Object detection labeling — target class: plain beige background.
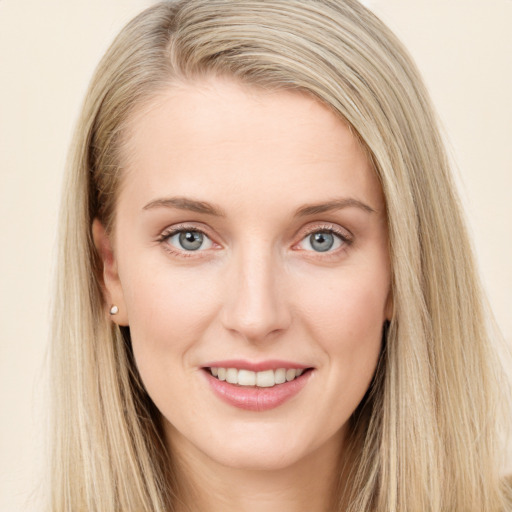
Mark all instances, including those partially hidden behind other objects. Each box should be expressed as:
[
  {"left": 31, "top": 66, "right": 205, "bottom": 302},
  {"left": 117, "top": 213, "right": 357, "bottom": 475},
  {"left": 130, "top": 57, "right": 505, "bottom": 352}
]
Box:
[{"left": 1, "top": 0, "right": 511, "bottom": 510}]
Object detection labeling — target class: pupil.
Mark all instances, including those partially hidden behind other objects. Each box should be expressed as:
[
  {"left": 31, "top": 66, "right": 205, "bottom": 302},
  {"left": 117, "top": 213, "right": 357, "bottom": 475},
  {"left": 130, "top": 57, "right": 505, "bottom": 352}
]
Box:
[
  {"left": 311, "top": 232, "right": 334, "bottom": 252},
  {"left": 179, "top": 231, "right": 203, "bottom": 250}
]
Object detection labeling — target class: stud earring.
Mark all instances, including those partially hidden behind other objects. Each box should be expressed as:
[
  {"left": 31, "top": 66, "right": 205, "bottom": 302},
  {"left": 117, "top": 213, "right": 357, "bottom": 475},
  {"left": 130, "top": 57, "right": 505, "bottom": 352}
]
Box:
[{"left": 110, "top": 305, "right": 119, "bottom": 315}]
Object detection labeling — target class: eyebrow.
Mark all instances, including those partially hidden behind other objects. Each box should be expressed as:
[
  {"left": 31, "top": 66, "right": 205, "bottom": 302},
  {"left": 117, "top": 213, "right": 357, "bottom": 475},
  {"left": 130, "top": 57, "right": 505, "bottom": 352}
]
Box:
[
  {"left": 143, "top": 196, "right": 226, "bottom": 216},
  {"left": 294, "top": 198, "right": 376, "bottom": 216},
  {"left": 142, "top": 195, "right": 376, "bottom": 217}
]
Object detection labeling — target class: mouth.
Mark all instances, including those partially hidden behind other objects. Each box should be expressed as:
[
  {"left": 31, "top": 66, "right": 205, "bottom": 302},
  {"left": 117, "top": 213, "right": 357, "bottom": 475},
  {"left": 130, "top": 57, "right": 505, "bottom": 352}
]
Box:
[
  {"left": 202, "top": 363, "right": 314, "bottom": 411},
  {"left": 205, "top": 366, "right": 312, "bottom": 387}
]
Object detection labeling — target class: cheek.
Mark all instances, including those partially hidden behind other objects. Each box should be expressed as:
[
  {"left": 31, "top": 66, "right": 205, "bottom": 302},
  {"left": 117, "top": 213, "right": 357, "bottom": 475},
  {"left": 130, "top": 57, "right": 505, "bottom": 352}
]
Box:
[
  {"left": 301, "top": 267, "right": 388, "bottom": 336},
  {"left": 297, "top": 265, "right": 388, "bottom": 385},
  {"left": 119, "top": 258, "right": 222, "bottom": 381}
]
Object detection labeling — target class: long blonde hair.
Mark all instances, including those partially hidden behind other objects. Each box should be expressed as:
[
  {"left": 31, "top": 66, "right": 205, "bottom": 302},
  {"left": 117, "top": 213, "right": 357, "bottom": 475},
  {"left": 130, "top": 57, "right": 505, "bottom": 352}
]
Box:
[{"left": 50, "top": 1, "right": 512, "bottom": 510}]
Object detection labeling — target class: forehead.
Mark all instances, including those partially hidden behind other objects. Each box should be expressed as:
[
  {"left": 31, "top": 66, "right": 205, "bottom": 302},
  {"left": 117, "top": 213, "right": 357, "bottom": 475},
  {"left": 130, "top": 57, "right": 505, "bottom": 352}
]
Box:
[{"left": 118, "top": 77, "right": 384, "bottom": 216}]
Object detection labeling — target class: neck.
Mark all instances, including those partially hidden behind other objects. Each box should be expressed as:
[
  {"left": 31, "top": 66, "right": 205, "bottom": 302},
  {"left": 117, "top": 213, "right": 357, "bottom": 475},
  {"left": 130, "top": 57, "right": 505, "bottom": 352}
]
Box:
[{"left": 168, "top": 427, "right": 345, "bottom": 512}]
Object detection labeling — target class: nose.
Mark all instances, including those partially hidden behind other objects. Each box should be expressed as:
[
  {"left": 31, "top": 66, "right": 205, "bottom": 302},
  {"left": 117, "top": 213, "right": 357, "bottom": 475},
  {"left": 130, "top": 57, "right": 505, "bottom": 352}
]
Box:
[{"left": 220, "top": 246, "right": 292, "bottom": 343}]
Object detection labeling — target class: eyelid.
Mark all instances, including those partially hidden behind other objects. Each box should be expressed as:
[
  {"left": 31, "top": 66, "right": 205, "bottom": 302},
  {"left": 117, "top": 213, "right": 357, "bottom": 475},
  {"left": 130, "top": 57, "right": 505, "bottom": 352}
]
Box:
[
  {"left": 156, "top": 221, "right": 352, "bottom": 257},
  {"left": 297, "top": 222, "right": 352, "bottom": 241},
  {"left": 292, "top": 223, "right": 353, "bottom": 252},
  {"left": 157, "top": 223, "right": 221, "bottom": 256}
]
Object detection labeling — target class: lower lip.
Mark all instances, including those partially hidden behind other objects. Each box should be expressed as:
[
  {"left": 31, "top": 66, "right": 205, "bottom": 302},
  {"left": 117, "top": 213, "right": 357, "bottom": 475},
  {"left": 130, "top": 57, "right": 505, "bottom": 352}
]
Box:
[{"left": 203, "top": 369, "right": 313, "bottom": 411}]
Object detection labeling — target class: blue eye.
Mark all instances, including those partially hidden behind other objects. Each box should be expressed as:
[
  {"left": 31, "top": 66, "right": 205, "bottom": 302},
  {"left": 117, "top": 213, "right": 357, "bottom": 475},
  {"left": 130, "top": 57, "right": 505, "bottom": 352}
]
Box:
[
  {"left": 298, "top": 230, "right": 344, "bottom": 252},
  {"left": 310, "top": 232, "right": 335, "bottom": 252},
  {"left": 166, "top": 230, "right": 213, "bottom": 251}
]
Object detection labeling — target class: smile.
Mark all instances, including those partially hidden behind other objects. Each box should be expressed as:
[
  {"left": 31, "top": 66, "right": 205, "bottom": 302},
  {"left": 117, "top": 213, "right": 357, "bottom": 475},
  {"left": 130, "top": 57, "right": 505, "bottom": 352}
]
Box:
[
  {"left": 202, "top": 362, "right": 314, "bottom": 411},
  {"left": 209, "top": 367, "right": 306, "bottom": 387}
]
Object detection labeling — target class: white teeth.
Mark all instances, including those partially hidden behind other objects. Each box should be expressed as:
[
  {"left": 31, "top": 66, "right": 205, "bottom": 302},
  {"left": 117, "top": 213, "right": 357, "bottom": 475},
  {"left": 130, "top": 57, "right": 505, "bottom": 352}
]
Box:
[
  {"left": 256, "top": 369, "right": 275, "bottom": 387},
  {"left": 226, "top": 368, "right": 238, "bottom": 384},
  {"left": 209, "top": 367, "right": 307, "bottom": 387},
  {"left": 238, "top": 369, "right": 256, "bottom": 386},
  {"left": 286, "top": 369, "right": 297, "bottom": 381},
  {"left": 274, "top": 368, "right": 286, "bottom": 384}
]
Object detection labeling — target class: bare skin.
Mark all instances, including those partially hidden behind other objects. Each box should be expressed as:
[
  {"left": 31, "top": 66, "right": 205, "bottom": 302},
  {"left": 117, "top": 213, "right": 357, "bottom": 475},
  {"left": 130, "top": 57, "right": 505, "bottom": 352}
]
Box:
[
  {"left": 94, "top": 76, "right": 391, "bottom": 511},
  {"left": 168, "top": 421, "right": 343, "bottom": 512}
]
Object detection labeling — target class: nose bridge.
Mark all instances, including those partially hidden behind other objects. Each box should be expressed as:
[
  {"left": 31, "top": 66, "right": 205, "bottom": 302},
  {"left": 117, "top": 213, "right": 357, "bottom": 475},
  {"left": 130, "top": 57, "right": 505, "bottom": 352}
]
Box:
[{"left": 221, "top": 241, "right": 290, "bottom": 342}]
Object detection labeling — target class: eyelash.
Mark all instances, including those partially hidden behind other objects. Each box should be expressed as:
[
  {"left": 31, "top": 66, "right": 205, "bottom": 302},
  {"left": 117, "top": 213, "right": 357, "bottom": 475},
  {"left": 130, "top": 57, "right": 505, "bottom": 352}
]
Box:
[
  {"left": 156, "top": 224, "right": 214, "bottom": 258},
  {"left": 295, "top": 225, "right": 353, "bottom": 253},
  {"left": 156, "top": 223, "right": 353, "bottom": 258}
]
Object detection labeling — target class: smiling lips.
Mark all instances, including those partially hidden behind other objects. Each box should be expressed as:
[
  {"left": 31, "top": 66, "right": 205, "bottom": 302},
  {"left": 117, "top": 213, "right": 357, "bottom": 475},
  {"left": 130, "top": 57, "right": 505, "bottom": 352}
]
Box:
[
  {"left": 203, "top": 360, "right": 313, "bottom": 411},
  {"left": 211, "top": 367, "right": 305, "bottom": 387}
]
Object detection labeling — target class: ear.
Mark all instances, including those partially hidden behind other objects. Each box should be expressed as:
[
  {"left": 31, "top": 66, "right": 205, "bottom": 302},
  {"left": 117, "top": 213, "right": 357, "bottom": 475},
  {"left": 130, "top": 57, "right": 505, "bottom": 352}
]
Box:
[{"left": 92, "top": 219, "right": 129, "bottom": 326}]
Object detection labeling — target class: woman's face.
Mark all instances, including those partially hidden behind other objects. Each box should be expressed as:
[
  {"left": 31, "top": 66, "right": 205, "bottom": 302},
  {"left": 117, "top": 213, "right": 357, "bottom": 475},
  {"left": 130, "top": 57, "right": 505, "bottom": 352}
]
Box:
[{"left": 98, "top": 77, "right": 391, "bottom": 471}]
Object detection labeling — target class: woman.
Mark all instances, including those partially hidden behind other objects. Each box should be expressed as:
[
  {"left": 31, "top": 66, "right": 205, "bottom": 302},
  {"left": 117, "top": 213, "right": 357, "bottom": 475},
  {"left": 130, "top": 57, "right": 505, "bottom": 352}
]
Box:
[{"left": 49, "top": 0, "right": 512, "bottom": 510}]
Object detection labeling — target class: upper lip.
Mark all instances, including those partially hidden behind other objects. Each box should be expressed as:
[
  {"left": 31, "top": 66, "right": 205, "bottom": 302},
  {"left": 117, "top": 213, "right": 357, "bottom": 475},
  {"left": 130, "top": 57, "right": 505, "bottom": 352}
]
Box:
[{"left": 202, "top": 359, "right": 312, "bottom": 372}]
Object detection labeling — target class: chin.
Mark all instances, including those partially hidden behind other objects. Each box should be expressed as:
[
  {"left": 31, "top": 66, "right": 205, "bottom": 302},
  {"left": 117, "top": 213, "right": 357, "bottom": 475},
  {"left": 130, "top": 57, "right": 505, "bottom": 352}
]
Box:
[
  {"left": 167, "top": 416, "right": 317, "bottom": 472},
  {"left": 208, "top": 442, "right": 308, "bottom": 472},
  {"left": 206, "top": 421, "right": 336, "bottom": 472}
]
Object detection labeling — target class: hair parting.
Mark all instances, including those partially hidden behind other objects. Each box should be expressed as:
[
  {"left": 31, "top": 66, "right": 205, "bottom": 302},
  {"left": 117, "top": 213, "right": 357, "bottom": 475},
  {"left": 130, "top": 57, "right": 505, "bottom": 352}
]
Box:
[{"left": 49, "top": 1, "right": 512, "bottom": 510}]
